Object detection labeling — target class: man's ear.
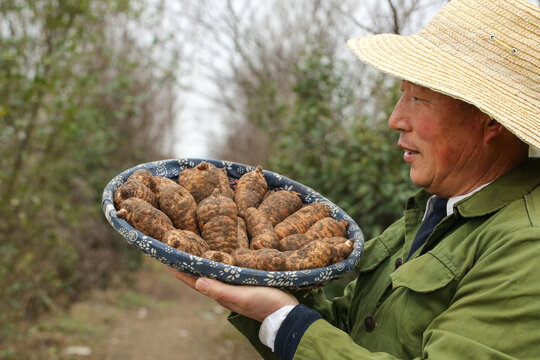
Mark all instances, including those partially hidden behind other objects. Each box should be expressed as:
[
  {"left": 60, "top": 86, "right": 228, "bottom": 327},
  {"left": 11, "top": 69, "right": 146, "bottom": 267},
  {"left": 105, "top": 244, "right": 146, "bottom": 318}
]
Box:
[{"left": 483, "top": 117, "right": 505, "bottom": 144}]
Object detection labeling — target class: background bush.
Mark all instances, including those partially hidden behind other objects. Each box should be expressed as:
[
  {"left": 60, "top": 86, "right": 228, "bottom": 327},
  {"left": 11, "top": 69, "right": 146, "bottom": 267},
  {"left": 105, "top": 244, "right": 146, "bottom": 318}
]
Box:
[{"left": 0, "top": 0, "right": 180, "bottom": 335}]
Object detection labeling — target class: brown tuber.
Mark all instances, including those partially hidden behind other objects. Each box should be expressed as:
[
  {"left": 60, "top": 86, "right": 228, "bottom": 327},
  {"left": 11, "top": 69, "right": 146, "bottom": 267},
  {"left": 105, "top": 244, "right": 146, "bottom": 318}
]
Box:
[
  {"left": 306, "top": 217, "right": 348, "bottom": 241},
  {"left": 258, "top": 190, "right": 303, "bottom": 227},
  {"left": 163, "top": 229, "right": 209, "bottom": 256},
  {"left": 244, "top": 207, "right": 280, "bottom": 250},
  {"left": 196, "top": 189, "right": 239, "bottom": 253},
  {"left": 113, "top": 179, "right": 158, "bottom": 210},
  {"left": 178, "top": 161, "right": 233, "bottom": 203},
  {"left": 156, "top": 182, "right": 199, "bottom": 234},
  {"left": 196, "top": 189, "right": 238, "bottom": 231},
  {"left": 116, "top": 197, "right": 174, "bottom": 241},
  {"left": 201, "top": 216, "right": 238, "bottom": 253},
  {"left": 274, "top": 202, "right": 331, "bottom": 239},
  {"left": 154, "top": 176, "right": 179, "bottom": 188},
  {"left": 214, "top": 167, "right": 235, "bottom": 199},
  {"left": 323, "top": 237, "right": 354, "bottom": 263},
  {"left": 278, "top": 217, "right": 348, "bottom": 251},
  {"left": 278, "top": 233, "right": 309, "bottom": 251},
  {"left": 201, "top": 250, "right": 236, "bottom": 265},
  {"left": 234, "top": 166, "right": 267, "bottom": 218},
  {"left": 237, "top": 217, "right": 249, "bottom": 249},
  {"left": 282, "top": 240, "right": 334, "bottom": 271},
  {"left": 128, "top": 169, "right": 159, "bottom": 193},
  {"left": 233, "top": 248, "right": 285, "bottom": 271}
]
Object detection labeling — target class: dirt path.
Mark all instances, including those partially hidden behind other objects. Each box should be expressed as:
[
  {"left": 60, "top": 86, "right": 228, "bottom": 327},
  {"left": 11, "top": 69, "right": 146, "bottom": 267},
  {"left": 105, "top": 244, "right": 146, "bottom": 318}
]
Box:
[
  {"left": 91, "top": 260, "right": 262, "bottom": 360},
  {"left": 13, "top": 258, "right": 262, "bottom": 360}
]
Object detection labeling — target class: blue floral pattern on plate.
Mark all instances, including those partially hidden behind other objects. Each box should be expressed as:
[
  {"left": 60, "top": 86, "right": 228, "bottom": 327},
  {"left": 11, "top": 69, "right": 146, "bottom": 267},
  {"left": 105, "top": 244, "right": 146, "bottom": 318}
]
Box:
[{"left": 102, "top": 158, "right": 364, "bottom": 289}]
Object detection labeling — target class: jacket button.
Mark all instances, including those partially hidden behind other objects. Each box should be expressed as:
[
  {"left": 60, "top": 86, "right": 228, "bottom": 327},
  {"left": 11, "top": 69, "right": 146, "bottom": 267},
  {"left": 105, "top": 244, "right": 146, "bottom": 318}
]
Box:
[
  {"left": 364, "top": 316, "right": 376, "bottom": 332},
  {"left": 395, "top": 257, "right": 403, "bottom": 269}
]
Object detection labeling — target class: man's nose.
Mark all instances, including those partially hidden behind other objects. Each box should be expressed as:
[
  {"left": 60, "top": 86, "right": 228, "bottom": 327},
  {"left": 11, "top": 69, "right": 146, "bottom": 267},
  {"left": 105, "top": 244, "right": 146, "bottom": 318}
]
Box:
[{"left": 388, "top": 95, "right": 411, "bottom": 132}]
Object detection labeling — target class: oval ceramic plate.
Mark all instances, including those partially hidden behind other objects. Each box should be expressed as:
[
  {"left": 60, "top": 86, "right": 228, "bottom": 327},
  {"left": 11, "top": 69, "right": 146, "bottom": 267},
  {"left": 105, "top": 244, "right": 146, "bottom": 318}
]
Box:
[{"left": 102, "top": 158, "right": 364, "bottom": 289}]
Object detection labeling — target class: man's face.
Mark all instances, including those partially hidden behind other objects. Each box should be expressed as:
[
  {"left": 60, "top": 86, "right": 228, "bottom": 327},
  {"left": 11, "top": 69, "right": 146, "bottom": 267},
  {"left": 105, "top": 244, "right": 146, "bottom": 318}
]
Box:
[{"left": 388, "top": 80, "right": 488, "bottom": 197}]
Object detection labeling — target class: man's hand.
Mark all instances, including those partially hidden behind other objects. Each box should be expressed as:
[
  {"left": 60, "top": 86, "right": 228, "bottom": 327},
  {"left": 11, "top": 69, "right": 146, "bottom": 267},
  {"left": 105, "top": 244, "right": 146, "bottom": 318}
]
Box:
[{"left": 169, "top": 268, "right": 299, "bottom": 322}]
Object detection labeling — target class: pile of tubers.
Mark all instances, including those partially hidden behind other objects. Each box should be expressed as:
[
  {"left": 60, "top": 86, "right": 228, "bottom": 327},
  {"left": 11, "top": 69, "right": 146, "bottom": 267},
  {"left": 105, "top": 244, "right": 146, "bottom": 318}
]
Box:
[{"left": 115, "top": 162, "right": 354, "bottom": 271}]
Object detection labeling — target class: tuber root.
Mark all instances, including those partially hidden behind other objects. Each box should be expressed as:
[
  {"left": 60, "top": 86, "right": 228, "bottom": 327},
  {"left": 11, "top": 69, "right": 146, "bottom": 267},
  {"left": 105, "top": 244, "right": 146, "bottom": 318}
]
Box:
[
  {"left": 278, "top": 217, "right": 348, "bottom": 251},
  {"left": 201, "top": 215, "right": 238, "bottom": 253},
  {"left": 237, "top": 217, "right": 250, "bottom": 249},
  {"left": 282, "top": 240, "right": 334, "bottom": 271},
  {"left": 233, "top": 166, "right": 267, "bottom": 218},
  {"left": 154, "top": 176, "right": 179, "bottom": 188},
  {"left": 215, "top": 167, "right": 235, "bottom": 200},
  {"left": 274, "top": 202, "right": 331, "bottom": 239},
  {"left": 128, "top": 169, "right": 159, "bottom": 193},
  {"left": 244, "top": 207, "right": 280, "bottom": 250},
  {"left": 196, "top": 188, "right": 238, "bottom": 231},
  {"left": 113, "top": 179, "right": 158, "bottom": 210},
  {"left": 304, "top": 217, "right": 348, "bottom": 242},
  {"left": 201, "top": 250, "right": 236, "bottom": 265},
  {"left": 156, "top": 182, "right": 199, "bottom": 234},
  {"left": 116, "top": 197, "right": 174, "bottom": 241},
  {"left": 278, "top": 233, "right": 309, "bottom": 251},
  {"left": 323, "top": 237, "right": 354, "bottom": 263},
  {"left": 178, "top": 161, "right": 233, "bottom": 203},
  {"left": 163, "top": 229, "right": 210, "bottom": 256},
  {"left": 258, "top": 190, "right": 303, "bottom": 227},
  {"left": 232, "top": 248, "right": 285, "bottom": 271}
]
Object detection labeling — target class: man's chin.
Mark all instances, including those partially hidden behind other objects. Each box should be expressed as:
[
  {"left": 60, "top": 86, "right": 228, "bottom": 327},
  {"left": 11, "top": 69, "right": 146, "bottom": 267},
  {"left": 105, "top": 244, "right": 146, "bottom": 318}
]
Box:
[{"left": 409, "top": 170, "right": 429, "bottom": 189}]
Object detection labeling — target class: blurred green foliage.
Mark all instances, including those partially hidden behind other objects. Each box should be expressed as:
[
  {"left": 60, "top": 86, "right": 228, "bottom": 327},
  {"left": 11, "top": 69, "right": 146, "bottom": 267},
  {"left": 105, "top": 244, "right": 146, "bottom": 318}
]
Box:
[
  {"left": 0, "top": 0, "right": 177, "bottom": 336},
  {"left": 0, "top": 0, "right": 421, "bottom": 341},
  {"left": 266, "top": 50, "right": 416, "bottom": 240}
]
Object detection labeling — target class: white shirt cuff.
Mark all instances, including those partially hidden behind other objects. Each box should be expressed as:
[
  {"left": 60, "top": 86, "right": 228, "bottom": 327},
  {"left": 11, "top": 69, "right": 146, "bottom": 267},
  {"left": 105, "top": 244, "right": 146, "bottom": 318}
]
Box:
[{"left": 258, "top": 305, "right": 296, "bottom": 351}]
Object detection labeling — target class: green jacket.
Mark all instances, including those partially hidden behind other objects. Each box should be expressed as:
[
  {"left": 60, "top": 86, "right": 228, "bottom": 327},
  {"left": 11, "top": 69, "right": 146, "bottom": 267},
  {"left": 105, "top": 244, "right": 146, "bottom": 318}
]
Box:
[{"left": 229, "top": 158, "right": 540, "bottom": 359}]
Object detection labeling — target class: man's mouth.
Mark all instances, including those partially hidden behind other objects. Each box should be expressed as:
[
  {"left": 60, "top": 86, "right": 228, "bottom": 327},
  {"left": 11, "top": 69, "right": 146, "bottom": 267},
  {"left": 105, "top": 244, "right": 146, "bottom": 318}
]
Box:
[
  {"left": 398, "top": 141, "right": 419, "bottom": 162},
  {"left": 398, "top": 141, "right": 419, "bottom": 154}
]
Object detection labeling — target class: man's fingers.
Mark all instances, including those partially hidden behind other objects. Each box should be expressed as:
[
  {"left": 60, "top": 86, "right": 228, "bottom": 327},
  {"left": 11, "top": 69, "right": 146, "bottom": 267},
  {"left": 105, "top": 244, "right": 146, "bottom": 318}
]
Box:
[
  {"left": 168, "top": 269, "right": 299, "bottom": 322},
  {"left": 191, "top": 277, "right": 298, "bottom": 322},
  {"left": 168, "top": 267, "right": 198, "bottom": 289},
  {"left": 195, "top": 278, "right": 210, "bottom": 293},
  {"left": 196, "top": 278, "right": 235, "bottom": 302}
]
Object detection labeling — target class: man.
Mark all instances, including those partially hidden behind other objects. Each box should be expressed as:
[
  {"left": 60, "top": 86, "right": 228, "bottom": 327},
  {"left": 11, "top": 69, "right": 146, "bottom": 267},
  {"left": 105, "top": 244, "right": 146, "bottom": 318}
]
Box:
[{"left": 171, "top": 0, "right": 540, "bottom": 358}]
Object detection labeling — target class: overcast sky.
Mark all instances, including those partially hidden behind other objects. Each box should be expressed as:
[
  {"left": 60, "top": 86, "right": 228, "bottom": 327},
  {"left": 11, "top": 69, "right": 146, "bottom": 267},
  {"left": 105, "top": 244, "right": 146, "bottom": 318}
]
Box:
[{"left": 170, "top": 0, "right": 447, "bottom": 160}]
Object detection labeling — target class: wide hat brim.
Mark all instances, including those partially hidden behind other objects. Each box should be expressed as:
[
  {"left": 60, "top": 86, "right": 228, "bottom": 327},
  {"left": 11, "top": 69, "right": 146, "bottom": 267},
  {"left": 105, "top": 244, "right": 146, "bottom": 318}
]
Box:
[{"left": 347, "top": 0, "right": 539, "bottom": 150}]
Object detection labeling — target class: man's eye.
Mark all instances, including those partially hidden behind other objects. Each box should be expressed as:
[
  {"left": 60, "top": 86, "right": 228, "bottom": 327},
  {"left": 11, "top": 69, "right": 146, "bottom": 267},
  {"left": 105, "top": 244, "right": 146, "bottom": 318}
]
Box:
[{"left": 412, "top": 96, "right": 423, "bottom": 102}]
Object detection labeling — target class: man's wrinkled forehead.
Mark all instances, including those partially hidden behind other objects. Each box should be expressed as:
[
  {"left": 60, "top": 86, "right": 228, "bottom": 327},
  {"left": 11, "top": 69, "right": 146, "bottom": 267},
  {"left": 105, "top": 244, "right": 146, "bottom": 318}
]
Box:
[
  {"left": 400, "top": 79, "right": 482, "bottom": 115},
  {"left": 401, "top": 80, "right": 433, "bottom": 94}
]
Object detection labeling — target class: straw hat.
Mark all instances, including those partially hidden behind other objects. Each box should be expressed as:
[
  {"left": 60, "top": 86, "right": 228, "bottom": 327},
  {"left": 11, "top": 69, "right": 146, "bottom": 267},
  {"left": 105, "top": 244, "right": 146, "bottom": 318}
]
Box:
[{"left": 347, "top": 0, "right": 539, "bottom": 150}]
